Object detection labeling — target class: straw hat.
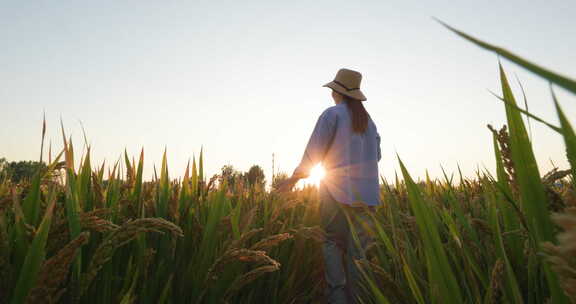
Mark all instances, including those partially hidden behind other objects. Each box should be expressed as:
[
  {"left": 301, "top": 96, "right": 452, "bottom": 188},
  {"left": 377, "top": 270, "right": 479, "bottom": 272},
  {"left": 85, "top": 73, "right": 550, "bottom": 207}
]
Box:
[{"left": 323, "top": 68, "right": 367, "bottom": 101}]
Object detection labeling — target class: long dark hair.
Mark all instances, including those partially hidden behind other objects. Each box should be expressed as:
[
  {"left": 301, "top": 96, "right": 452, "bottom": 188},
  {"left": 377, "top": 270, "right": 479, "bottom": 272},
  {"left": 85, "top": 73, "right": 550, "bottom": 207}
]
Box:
[{"left": 344, "top": 97, "right": 369, "bottom": 134}]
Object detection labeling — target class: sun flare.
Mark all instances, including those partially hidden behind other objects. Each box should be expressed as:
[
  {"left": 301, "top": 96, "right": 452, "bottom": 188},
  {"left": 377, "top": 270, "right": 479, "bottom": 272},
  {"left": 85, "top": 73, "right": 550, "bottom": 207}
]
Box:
[{"left": 305, "top": 164, "right": 326, "bottom": 187}]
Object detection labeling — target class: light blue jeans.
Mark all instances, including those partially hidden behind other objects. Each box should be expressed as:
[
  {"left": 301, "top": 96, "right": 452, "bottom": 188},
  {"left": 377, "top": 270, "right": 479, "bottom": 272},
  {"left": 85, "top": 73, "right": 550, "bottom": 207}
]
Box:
[{"left": 320, "top": 192, "right": 375, "bottom": 304}]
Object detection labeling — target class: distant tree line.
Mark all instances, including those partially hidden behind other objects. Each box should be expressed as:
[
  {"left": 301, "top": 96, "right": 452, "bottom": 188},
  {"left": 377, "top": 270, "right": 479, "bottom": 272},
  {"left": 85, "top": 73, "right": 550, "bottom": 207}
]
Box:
[
  {"left": 0, "top": 158, "right": 47, "bottom": 183},
  {"left": 218, "top": 163, "right": 293, "bottom": 191},
  {"left": 219, "top": 164, "right": 267, "bottom": 189},
  {"left": 0, "top": 157, "right": 293, "bottom": 191}
]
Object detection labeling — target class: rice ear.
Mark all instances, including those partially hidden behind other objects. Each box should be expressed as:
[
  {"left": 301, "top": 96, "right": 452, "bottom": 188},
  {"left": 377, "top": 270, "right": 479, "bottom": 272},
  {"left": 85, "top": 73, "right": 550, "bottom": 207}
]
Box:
[
  {"left": 223, "top": 264, "right": 280, "bottom": 302},
  {"left": 228, "top": 228, "right": 264, "bottom": 249},
  {"left": 542, "top": 208, "right": 576, "bottom": 302},
  {"left": 27, "top": 232, "right": 90, "bottom": 304},
  {"left": 206, "top": 249, "right": 279, "bottom": 283},
  {"left": 80, "top": 218, "right": 182, "bottom": 297},
  {"left": 486, "top": 259, "right": 505, "bottom": 304},
  {"left": 249, "top": 233, "right": 293, "bottom": 252}
]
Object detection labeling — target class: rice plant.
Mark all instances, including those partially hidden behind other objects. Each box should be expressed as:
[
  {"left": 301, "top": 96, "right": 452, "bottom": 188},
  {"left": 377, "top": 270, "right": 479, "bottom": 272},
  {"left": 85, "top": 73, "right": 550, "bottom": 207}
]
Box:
[{"left": 1, "top": 23, "right": 575, "bottom": 303}]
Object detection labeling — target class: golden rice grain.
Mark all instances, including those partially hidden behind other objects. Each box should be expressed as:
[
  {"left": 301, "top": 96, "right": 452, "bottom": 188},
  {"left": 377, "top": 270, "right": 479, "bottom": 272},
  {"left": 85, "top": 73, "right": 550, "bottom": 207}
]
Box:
[
  {"left": 290, "top": 225, "right": 326, "bottom": 243},
  {"left": 206, "top": 249, "right": 279, "bottom": 282},
  {"left": 223, "top": 264, "right": 280, "bottom": 302},
  {"left": 542, "top": 208, "right": 576, "bottom": 302},
  {"left": 27, "top": 231, "right": 90, "bottom": 304},
  {"left": 228, "top": 228, "right": 264, "bottom": 249},
  {"left": 249, "top": 233, "right": 293, "bottom": 252},
  {"left": 355, "top": 259, "right": 408, "bottom": 303},
  {"left": 80, "top": 210, "right": 119, "bottom": 233},
  {"left": 487, "top": 259, "right": 504, "bottom": 304},
  {"left": 80, "top": 218, "right": 182, "bottom": 296}
]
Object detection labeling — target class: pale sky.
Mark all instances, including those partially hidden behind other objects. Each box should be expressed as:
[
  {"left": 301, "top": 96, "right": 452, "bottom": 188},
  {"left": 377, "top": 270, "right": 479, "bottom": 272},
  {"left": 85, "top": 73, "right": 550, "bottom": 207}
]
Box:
[{"left": 1, "top": 1, "right": 575, "bottom": 184}]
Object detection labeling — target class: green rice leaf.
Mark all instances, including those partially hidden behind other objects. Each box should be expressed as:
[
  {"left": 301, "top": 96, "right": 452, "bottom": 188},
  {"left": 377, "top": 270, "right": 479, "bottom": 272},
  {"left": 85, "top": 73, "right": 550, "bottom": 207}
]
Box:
[
  {"left": 11, "top": 194, "right": 56, "bottom": 304},
  {"left": 133, "top": 149, "right": 144, "bottom": 217},
  {"left": 402, "top": 256, "right": 425, "bottom": 304},
  {"left": 158, "top": 148, "right": 170, "bottom": 219},
  {"left": 486, "top": 188, "right": 524, "bottom": 304},
  {"left": 398, "top": 156, "right": 463, "bottom": 304},
  {"left": 551, "top": 88, "right": 576, "bottom": 186},
  {"left": 21, "top": 172, "right": 42, "bottom": 227},
  {"left": 78, "top": 148, "right": 92, "bottom": 211},
  {"left": 124, "top": 149, "right": 132, "bottom": 181},
  {"left": 199, "top": 147, "right": 204, "bottom": 194},
  {"left": 191, "top": 155, "right": 198, "bottom": 197}
]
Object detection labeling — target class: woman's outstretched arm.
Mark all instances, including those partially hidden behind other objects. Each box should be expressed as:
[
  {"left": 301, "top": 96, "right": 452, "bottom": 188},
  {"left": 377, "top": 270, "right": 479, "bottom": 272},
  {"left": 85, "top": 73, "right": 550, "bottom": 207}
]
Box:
[
  {"left": 275, "top": 109, "right": 337, "bottom": 192},
  {"left": 293, "top": 108, "right": 337, "bottom": 178}
]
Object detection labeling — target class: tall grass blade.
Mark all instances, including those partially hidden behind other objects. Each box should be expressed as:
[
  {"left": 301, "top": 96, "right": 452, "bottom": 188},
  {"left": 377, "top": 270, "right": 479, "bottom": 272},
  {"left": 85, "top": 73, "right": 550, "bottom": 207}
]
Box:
[
  {"left": 78, "top": 148, "right": 92, "bottom": 211},
  {"left": 401, "top": 256, "right": 425, "bottom": 304},
  {"left": 438, "top": 20, "right": 576, "bottom": 95},
  {"left": 398, "top": 156, "right": 463, "bottom": 304},
  {"left": 158, "top": 148, "right": 169, "bottom": 219},
  {"left": 515, "top": 75, "right": 533, "bottom": 140},
  {"left": 40, "top": 112, "right": 46, "bottom": 163},
  {"left": 199, "top": 147, "right": 204, "bottom": 184},
  {"left": 489, "top": 91, "right": 562, "bottom": 134},
  {"left": 551, "top": 88, "right": 576, "bottom": 187},
  {"left": 486, "top": 187, "right": 524, "bottom": 304},
  {"left": 498, "top": 64, "right": 568, "bottom": 303},
  {"left": 133, "top": 149, "right": 144, "bottom": 217},
  {"left": 21, "top": 171, "right": 42, "bottom": 227},
  {"left": 124, "top": 149, "right": 133, "bottom": 182},
  {"left": 191, "top": 155, "right": 198, "bottom": 197}
]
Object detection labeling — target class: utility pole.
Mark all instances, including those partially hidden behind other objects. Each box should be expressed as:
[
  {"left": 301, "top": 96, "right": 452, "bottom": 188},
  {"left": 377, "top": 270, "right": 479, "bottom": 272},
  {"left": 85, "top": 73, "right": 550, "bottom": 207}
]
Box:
[{"left": 272, "top": 153, "right": 275, "bottom": 186}]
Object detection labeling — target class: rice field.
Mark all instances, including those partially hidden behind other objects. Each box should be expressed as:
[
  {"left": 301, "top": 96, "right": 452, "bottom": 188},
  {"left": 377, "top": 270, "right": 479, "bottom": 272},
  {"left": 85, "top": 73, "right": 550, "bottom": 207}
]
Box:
[{"left": 1, "top": 25, "right": 576, "bottom": 304}]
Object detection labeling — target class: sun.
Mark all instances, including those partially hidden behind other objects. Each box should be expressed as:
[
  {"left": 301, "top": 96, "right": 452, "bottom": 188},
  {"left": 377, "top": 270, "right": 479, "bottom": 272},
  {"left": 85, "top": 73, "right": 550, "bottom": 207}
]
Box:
[{"left": 304, "top": 164, "right": 326, "bottom": 187}]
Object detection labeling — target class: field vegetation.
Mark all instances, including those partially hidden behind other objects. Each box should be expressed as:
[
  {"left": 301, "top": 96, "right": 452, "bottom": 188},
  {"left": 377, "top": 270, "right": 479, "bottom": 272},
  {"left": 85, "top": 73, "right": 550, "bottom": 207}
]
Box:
[{"left": 1, "top": 24, "right": 576, "bottom": 303}]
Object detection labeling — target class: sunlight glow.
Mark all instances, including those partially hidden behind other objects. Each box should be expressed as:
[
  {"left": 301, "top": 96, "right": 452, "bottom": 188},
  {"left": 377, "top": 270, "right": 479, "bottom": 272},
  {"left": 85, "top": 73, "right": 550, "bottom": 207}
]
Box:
[{"left": 304, "top": 164, "right": 326, "bottom": 187}]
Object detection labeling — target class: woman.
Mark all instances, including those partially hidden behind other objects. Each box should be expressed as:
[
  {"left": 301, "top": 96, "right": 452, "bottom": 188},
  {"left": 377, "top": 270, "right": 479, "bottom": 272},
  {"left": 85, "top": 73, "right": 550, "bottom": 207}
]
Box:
[{"left": 277, "top": 68, "right": 381, "bottom": 304}]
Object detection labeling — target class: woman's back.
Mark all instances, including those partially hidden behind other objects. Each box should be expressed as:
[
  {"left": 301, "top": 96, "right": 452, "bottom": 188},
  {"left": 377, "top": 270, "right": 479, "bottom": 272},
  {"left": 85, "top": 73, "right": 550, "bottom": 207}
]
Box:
[{"left": 320, "top": 102, "right": 381, "bottom": 206}]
